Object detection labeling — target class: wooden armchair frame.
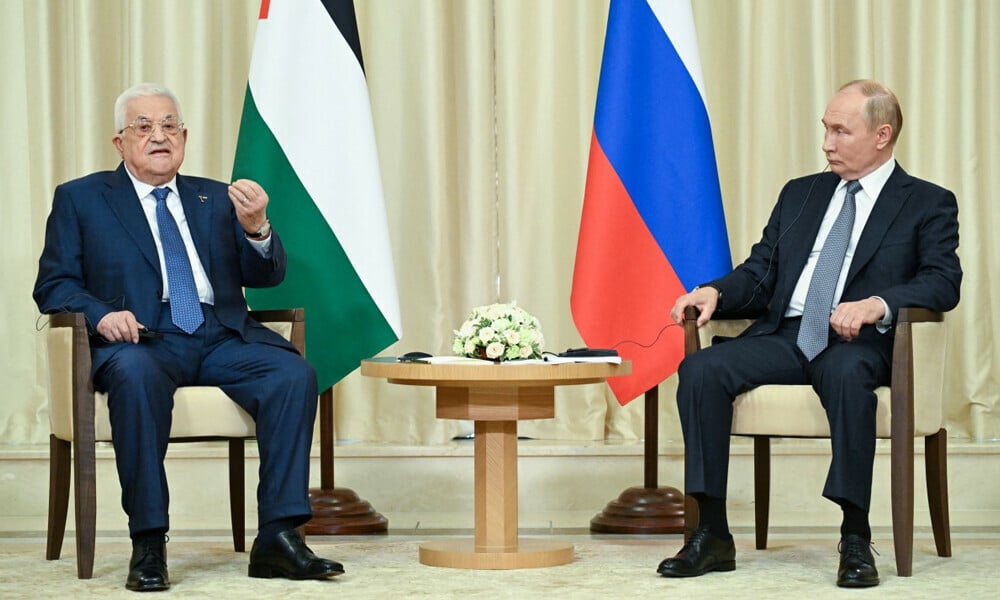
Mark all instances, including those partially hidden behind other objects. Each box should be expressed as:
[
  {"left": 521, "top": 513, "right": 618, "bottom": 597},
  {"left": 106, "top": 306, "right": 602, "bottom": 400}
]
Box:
[
  {"left": 681, "top": 306, "right": 951, "bottom": 576},
  {"left": 45, "top": 308, "right": 305, "bottom": 579}
]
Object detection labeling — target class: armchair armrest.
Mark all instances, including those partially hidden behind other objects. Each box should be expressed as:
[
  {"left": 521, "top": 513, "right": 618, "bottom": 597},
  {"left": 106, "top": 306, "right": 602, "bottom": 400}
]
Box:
[
  {"left": 681, "top": 305, "right": 946, "bottom": 436},
  {"left": 45, "top": 308, "right": 307, "bottom": 442},
  {"left": 891, "top": 308, "right": 945, "bottom": 443},
  {"left": 682, "top": 306, "right": 753, "bottom": 356},
  {"left": 47, "top": 313, "right": 95, "bottom": 449},
  {"left": 249, "top": 308, "right": 306, "bottom": 355}
]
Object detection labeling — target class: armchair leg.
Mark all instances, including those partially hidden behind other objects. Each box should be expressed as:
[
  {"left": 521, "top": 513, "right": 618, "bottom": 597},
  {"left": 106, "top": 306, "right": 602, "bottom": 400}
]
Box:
[
  {"left": 72, "top": 436, "right": 96, "bottom": 579},
  {"left": 890, "top": 429, "right": 915, "bottom": 577},
  {"left": 46, "top": 435, "right": 71, "bottom": 561},
  {"left": 753, "top": 437, "right": 771, "bottom": 550},
  {"left": 229, "top": 439, "right": 246, "bottom": 552},
  {"left": 925, "top": 429, "right": 952, "bottom": 557}
]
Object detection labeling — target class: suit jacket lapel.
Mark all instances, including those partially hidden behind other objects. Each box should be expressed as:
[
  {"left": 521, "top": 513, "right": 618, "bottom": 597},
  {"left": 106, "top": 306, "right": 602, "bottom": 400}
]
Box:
[
  {"left": 846, "top": 165, "right": 910, "bottom": 284},
  {"left": 106, "top": 164, "right": 161, "bottom": 273},
  {"left": 782, "top": 173, "right": 840, "bottom": 292},
  {"left": 176, "top": 174, "right": 214, "bottom": 278}
]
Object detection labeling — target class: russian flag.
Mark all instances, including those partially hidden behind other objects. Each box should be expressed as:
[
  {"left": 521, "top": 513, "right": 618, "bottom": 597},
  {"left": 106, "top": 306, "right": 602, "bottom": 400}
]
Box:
[{"left": 571, "top": 0, "right": 731, "bottom": 405}]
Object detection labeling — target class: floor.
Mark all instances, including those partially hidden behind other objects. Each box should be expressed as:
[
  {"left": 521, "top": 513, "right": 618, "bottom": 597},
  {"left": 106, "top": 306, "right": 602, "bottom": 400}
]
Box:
[{"left": 0, "top": 527, "right": 995, "bottom": 599}]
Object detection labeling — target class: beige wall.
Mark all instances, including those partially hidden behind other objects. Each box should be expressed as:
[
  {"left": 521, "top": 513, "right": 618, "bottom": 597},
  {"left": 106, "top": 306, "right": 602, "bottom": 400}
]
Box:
[{"left": 3, "top": 0, "right": 998, "bottom": 445}]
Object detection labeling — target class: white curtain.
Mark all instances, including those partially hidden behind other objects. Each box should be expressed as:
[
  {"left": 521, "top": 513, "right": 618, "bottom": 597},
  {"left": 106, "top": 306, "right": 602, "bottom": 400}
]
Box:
[{"left": 4, "top": 0, "right": 998, "bottom": 445}]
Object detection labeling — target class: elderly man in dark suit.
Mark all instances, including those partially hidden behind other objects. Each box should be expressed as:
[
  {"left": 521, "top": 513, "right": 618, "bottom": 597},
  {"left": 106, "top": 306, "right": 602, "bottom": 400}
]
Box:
[
  {"left": 659, "top": 80, "right": 961, "bottom": 588},
  {"left": 33, "top": 83, "right": 343, "bottom": 591}
]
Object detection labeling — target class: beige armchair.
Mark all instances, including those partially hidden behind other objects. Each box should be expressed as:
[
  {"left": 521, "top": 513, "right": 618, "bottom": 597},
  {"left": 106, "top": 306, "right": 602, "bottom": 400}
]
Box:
[
  {"left": 45, "top": 308, "right": 305, "bottom": 579},
  {"left": 682, "top": 307, "right": 951, "bottom": 577}
]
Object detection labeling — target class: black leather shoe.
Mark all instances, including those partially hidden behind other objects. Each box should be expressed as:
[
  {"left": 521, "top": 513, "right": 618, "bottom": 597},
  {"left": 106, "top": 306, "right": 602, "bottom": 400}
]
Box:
[
  {"left": 248, "top": 529, "right": 344, "bottom": 580},
  {"left": 837, "top": 534, "right": 880, "bottom": 588},
  {"left": 657, "top": 528, "right": 736, "bottom": 577},
  {"left": 125, "top": 535, "right": 170, "bottom": 592}
]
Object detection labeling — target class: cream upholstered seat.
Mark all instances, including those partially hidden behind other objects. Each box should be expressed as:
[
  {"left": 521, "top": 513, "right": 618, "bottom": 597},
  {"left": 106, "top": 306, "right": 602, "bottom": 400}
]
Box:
[
  {"left": 45, "top": 309, "right": 304, "bottom": 579},
  {"left": 682, "top": 307, "right": 951, "bottom": 577}
]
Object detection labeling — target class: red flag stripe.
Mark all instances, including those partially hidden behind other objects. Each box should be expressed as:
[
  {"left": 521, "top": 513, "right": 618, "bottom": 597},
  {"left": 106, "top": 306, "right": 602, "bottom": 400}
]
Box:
[{"left": 571, "top": 133, "right": 687, "bottom": 403}]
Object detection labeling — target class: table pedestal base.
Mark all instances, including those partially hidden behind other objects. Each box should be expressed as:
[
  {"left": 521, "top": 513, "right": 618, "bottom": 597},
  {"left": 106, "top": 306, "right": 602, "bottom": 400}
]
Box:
[{"left": 419, "top": 539, "right": 573, "bottom": 570}]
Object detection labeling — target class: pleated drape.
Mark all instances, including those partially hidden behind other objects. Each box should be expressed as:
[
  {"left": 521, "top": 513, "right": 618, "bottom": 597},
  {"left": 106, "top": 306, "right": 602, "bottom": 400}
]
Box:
[{"left": 5, "top": 0, "right": 997, "bottom": 444}]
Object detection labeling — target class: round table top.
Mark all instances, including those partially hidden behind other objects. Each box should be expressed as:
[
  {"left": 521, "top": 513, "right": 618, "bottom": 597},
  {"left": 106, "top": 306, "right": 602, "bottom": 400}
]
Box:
[{"left": 360, "top": 357, "right": 631, "bottom": 387}]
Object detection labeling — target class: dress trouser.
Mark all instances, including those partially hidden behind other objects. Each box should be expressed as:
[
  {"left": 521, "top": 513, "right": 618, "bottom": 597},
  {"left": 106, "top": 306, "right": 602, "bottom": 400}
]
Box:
[
  {"left": 675, "top": 317, "right": 891, "bottom": 512},
  {"left": 94, "top": 304, "right": 317, "bottom": 537}
]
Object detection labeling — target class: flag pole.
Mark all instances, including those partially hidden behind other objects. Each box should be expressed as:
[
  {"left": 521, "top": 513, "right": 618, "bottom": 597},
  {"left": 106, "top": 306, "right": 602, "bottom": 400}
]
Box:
[
  {"left": 305, "top": 387, "right": 388, "bottom": 535},
  {"left": 589, "top": 386, "right": 685, "bottom": 533},
  {"left": 582, "top": 1, "right": 726, "bottom": 534}
]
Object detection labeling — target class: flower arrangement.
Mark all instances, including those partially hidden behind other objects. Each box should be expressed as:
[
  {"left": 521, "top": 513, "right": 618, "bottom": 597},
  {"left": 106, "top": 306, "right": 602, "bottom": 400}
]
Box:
[{"left": 452, "top": 302, "right": 545, "bottom": 361}]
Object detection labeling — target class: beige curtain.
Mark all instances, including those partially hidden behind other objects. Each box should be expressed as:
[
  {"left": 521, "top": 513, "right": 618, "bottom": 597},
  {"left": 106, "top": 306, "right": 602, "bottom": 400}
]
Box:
[{"left": 5, "top": 0, "right": 998, "bottom": 446}]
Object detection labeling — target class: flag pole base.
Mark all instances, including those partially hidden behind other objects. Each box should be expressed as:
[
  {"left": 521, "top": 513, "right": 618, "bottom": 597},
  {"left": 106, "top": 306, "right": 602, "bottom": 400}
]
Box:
[
  {"left": 589, "top": 485, "right": 685, "bottom": 534},
  {"left": 305, "top": 487, "right": 388, "bottom": 535},
  {"left": 306, "top": 387, "right": 388, "bottom": 535}
]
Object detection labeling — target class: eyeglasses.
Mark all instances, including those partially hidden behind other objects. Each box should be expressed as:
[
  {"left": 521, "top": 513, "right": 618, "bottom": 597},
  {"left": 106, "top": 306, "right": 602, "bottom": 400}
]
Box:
[{"left": 119, "top": 116, "right": 184, "bottom": 137}]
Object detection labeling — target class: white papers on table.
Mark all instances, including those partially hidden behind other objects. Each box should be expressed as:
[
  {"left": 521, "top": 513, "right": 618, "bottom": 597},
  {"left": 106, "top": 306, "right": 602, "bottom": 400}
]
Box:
[{"left": 542, "top": 354, "right": 622, "bottom": 365}]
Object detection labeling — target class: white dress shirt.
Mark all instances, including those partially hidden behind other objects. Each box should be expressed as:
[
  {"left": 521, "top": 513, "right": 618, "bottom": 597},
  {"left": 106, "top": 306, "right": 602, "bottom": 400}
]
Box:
[
  {"left": 125, "top": 168, "right": 275, "bottom": 306},
  {"left": 785, "top": 157, "right": 897, "bottom": 327}
]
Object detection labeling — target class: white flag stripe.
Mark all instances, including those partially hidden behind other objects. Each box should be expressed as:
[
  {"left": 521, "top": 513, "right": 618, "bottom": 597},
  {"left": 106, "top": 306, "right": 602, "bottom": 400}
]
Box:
[{"left": 248, "top": 1, "right": 401, "bottom": 334}]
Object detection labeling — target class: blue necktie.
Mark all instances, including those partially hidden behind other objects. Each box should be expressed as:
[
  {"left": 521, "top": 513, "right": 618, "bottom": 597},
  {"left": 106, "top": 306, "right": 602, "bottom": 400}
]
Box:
[
  {"left": 796, "top": 180, "right": 862, "bottom": 361},
  {"left": 152, "top": 187, "right": 204, "bottom": 334}
]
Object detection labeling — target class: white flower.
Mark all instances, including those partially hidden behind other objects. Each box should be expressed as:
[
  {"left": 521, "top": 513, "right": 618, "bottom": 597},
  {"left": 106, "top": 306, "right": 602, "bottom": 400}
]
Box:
[
  {"left": 452, "top": 302, "right": 544, "bottom": 361},
  {"left": 485, "top": 342, "right": 505, "bottom": 359},
  {"left": 478, "top": 327, "right": 496, "bottom": 343},
  {"left": 457, "top": 320, "right": 477, "bottom": 338}
]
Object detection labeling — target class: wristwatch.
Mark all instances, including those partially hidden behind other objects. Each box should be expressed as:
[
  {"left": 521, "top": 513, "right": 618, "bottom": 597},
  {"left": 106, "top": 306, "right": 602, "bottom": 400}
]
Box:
[{"left": 245, "top": 220, "right": 271, "bottom": 240}]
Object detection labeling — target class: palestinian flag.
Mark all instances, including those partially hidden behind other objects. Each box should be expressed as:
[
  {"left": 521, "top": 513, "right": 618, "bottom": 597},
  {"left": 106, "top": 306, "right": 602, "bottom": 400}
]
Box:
[{"left": 233, "top": 0, "right": 401, "bottom": 391}]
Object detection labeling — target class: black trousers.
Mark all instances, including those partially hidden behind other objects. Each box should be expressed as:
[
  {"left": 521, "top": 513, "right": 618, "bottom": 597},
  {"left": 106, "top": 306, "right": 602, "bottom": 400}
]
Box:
[
  {"left": 94, "top": 304, "right": 318, "bottom": 537},
  {"left": 676, "top": 317, "right": 891, "bottom": 512}
]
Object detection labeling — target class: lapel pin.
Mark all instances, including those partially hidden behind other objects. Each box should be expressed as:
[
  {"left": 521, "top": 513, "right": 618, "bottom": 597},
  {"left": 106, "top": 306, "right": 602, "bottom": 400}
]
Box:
[{"left": 198, "top": 195, "right": 207, "bottom": 203}]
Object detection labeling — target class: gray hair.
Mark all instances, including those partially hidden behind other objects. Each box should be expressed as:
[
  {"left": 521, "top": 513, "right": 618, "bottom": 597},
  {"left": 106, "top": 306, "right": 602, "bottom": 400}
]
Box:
[
  {"left": 113, "top": 83, "right": 184, "bottom": 132},
  {"left": 839, "top": 79, "right": 903, "bottom": 145}
]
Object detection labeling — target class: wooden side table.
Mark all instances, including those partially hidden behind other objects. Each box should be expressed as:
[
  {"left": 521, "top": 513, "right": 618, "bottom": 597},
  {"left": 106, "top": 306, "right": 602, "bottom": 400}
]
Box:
[{"left": 360, "top": 358, "right": 630, "bottom": 569}]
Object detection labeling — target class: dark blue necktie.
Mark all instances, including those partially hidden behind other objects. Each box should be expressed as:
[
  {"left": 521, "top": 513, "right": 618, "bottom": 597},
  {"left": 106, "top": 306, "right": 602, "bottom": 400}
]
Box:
[
  {"left": 152, "top": 187, "right": 204, "bottom": 334},
  {"left": 796, "top": 180, "right": 862, "bottom": 361}
]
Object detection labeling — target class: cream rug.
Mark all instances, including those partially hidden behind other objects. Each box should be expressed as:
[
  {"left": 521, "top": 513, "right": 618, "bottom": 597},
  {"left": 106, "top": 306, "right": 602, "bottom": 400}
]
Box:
[{"left": 0, "top": 531, "right": 994, "bottom": 599}]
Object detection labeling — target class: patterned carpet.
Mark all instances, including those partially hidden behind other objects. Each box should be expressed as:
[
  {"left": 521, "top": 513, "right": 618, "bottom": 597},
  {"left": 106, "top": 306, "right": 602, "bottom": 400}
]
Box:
[{"left": 0, "top": 531, "right": 995, "bottom": 599}]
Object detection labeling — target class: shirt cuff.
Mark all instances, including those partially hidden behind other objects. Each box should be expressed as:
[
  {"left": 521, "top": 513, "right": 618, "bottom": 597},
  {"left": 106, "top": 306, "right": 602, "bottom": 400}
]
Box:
[
  {"left": 873, "top": 296, "right": 892, "bottom": 333},
  {"left": 246, "top": 235, "right": 273, "bottom": 258}
]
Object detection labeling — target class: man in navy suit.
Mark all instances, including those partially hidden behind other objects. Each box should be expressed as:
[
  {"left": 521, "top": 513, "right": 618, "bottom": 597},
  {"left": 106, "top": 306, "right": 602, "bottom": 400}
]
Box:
[
  {"left": 659, "top": 80, "right": 961, "bottom": 587},
  {"left": 34, "top": 83, "right": 343, "bottom": 591}
]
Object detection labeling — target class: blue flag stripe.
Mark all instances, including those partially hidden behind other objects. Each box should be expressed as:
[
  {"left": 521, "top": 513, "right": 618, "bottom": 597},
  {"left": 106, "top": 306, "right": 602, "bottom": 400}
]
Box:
[{"left": 593, "top": 0, "right": 731, "bottom": 289}]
